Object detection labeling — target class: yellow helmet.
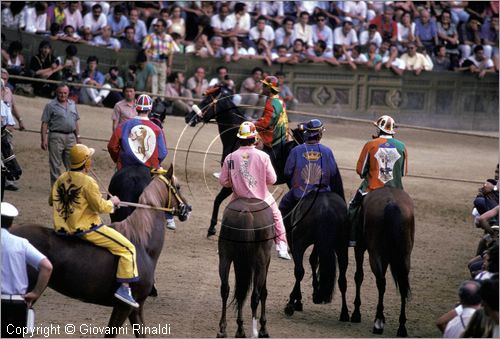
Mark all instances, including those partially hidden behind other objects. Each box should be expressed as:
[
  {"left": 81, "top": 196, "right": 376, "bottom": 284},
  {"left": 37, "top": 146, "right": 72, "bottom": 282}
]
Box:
[
  {"left": 237, "top": 121, "right": 258, "bottom": 139},
  {"left": 70, "top": 144, "right": 95, "bottom": 170}
]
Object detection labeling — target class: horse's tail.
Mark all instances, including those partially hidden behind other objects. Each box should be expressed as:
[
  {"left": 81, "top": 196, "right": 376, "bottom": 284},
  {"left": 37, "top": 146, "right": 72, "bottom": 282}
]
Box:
[
  {"left": 385, "top": 202, "right": 411, "bottom": 301},
  {"left": 231, "top": 210, "right": 255, "bottom": 310},
  {"left": 315, "top": 232, "right": 336, "bottom": 304}
]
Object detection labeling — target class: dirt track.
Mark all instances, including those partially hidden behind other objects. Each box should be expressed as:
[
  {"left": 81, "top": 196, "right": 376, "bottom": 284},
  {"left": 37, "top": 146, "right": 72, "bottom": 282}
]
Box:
[{"left": 5, "top": 95, "right": 499, "bottom": 338}]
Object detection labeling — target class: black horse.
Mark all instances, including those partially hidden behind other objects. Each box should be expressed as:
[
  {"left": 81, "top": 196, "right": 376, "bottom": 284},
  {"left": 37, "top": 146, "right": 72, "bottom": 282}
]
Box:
[
  {"left": 1, "top": 128, "right": 22, "bottom": 200},
  {"left": 283, "top": 191, "right": 350, "bottom": 322},
  {"left": 185, "top": 86, "right": 303, "bottom": 237},
  {"left": 350, "top": 187, "right": 415, "bottom": 337}
]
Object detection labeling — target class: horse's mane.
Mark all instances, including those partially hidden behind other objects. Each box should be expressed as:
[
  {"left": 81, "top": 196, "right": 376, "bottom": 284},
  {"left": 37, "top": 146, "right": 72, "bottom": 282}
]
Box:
[{"left": 114, "top": 176, "right": 168, "bottom": 246}]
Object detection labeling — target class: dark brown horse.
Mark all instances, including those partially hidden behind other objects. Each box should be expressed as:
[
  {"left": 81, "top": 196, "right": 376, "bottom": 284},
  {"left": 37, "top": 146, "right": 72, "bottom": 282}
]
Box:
[
  {"left": 350, "top": 187, "right": 414, "bottom": 337},
  {"left": 217, "top": 198, "right": 275, "bottom": 338},
  {"left": 11, "top": 165, "right": 191, "bottom": 337},
  {"left": 283, "top": 191, "right": 349, "bottom": 322}
]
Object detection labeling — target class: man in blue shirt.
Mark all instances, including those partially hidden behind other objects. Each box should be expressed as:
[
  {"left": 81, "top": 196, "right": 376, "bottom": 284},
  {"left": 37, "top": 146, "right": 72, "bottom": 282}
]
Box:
[
  {"left": 279, "top": 119, "right": 345, "bottom": 229},
  {"left": 415, "top": 9, "right": 438, "bottom": 55},
  {"left": 1, "top": 202, "right": 53, "bottom": 338}
]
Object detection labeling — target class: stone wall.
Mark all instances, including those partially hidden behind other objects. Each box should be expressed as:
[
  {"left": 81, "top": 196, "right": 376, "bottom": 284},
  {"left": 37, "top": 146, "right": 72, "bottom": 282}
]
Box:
[{"left": 4, "top": 28, "right": 498, "bottom": 131}]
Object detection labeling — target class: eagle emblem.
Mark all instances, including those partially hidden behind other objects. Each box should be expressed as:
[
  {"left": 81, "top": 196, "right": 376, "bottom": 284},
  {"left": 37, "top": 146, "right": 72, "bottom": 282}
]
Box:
[{"left": 53, "top": 183, "right": 82, "bottom": 221}]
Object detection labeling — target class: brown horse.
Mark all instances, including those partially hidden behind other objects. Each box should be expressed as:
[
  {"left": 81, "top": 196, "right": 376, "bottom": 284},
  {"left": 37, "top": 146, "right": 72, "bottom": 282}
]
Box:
[
  {"left": 350, "top": 187, "right": 414, "bottom": 337},
  {"left": 217, "top": 198, "right": 275, "bottom": 338},
  {"left": 11, "top": 165, "right": 191, "bottom": 337}
]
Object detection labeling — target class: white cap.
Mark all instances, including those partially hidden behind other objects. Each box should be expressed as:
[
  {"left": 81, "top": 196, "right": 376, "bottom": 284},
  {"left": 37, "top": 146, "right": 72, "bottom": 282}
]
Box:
[{"left": 1, "top": 202, "right": 19, "bottom": 218}]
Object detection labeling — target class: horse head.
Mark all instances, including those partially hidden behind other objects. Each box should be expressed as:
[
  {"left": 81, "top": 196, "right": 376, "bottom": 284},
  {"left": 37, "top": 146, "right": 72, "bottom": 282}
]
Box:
[
  {"left": 185, "top": 85, "right": 237, "bottom": 127},
  {"left": 149, "top": 98, "right": 172, "bottom": 129},
  {"left": 1, "top": 129, "right": 22, "bottom": 181},
  {"left": 152, "top": 164, "right": 192, "bottom": 222}
]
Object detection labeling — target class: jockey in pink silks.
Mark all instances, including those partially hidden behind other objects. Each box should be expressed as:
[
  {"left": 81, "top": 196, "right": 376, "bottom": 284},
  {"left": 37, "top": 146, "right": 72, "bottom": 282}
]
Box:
[{"left": 219, "top": 121, "right": 291, "bottom": 260}]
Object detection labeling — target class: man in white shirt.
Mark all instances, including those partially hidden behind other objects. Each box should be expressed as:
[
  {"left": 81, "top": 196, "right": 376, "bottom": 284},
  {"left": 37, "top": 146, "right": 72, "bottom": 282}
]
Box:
[
  {"left": 382, "top": 44, "right": 406, "bottom": 76},
  {"left": 128, "top": 8, "right": 147, "bottom": 44},
  {"left": 82, "top": 3, "right": 107, "bottom": 36},
  {"left": 249, "top": 16, "right": 275, "bottom": 48},
  {"left": 211, "top": 3, "right": 235, "bottom": 38},
  {"left": 294, "top": 11, "right": 313, "bottom": 48},
  {"left": 443, "top": 280, "right": 481, "bottom": 338},
  {"left": 226, "top": 3, "right": 251, "bottom": 40},
  {"left": 23, "top": 2, "right": 48, "bottom": 34},
  {"left": 333, "top": 19, "right": 359, "bottom": 51},
  {"left": 312, "top": 13, "right": 334, "bottom": 50},
  {"left": 259, "top": 1, "right": 284, "bottom": 26},
  {"left": 275, "top": 17, "right": 296, "bottom": 50},
  {"left": 401, "top": 42, "right": 433, "bottom": 75},
  {"left": 238, "top": 67, "right": 263, "bottom": 118},
  {"left": 343, "top": 0, "right": 370, "bottom": 29},
  {"left": 359, "top": 23, "right": 383, "bottom": 48},
  {"left": 92, "top": 25, "right": 121, "bottom": 50},
  {"left": 63, "top": 1, "right": 83, "bottom": 32}
]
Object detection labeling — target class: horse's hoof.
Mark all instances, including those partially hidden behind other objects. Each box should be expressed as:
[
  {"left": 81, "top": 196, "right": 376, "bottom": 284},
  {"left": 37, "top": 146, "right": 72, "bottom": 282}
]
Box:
[
  {"left": 396, "top": 326, "right": 408, "bottom": 337},
  {"left": 149, "top": 285, "right": 158, "bottom": 297},
  {"left": 350, "top": 311, "right": 361, "bottom": 323},
  {"left": 284, "top": 304, "right": 295, "bottom": 316},
  {"left": 216, "top": 332, "right": 226, "bottom": 338},
  {"left": 372, "top": 327, "right": 384, "bottom": 335},
  {"left": 293, "top": 300, "right": 303, "bottom": 312},
  {"left": 258, "top": 331, "right": 270, "bottom": 338},
  {"left": 207, "top": 227, "right": 216, "bottom": 238},
  {"left": 339, "top": 310, "right": 350, "bottom": 322},
  {"left": 235, "top": 330, "right": 246, "bottom": 338},
  {"left": 312, "top": 293, "right": 322, "bottom": 304}
]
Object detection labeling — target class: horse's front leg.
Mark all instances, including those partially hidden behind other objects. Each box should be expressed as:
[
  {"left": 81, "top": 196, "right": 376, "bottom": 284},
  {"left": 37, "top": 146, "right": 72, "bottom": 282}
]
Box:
[
  {"left": 284, "top": 242, "right": 306, "bottom": 316},
  {"left": 106, "top": 304, "right": 133, "bottom": 338},
  {"left": 128, "top": 303, "right": 145, "bottom": 338},
  {"left": 208, "top": 187, "right": 232, "bottom": 237},
  {"left": 351, "top": 245, "right": 365, "bottom": 323}
]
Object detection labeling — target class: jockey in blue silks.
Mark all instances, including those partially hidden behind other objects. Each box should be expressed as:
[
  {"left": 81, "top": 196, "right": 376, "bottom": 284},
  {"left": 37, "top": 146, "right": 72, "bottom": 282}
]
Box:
[{"left": 279, "top": 119, "right": 345, "bottom": 229}]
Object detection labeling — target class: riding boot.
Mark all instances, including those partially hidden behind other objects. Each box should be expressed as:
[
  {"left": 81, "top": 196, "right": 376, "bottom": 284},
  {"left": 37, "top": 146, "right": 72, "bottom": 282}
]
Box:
[{"left": 348, "top": 190, "right": 364, "bottom": 247}]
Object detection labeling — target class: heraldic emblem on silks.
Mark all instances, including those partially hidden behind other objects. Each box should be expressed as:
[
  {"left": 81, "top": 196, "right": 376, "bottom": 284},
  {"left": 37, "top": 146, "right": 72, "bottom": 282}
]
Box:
[
  {"left": 54, "top": 182, "right": 82, "bottom": 221},
  {"left": 128, "top": 125, "right": 157, "bottom": 163},
  {"left": 374, "top": 143, "right": 401, "bottom": 184}
]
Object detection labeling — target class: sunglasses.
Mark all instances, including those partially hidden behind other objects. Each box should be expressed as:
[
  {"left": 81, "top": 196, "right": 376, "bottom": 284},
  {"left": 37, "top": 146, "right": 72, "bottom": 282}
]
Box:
[{"left": 318, "top": 18, "right": 325, "bottom": 21}]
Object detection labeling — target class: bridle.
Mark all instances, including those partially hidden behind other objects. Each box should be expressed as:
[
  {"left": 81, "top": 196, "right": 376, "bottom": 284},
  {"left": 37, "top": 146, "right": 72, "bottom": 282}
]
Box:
[{"left": 152, "top": 170, "right": 191, "bottom": 218}]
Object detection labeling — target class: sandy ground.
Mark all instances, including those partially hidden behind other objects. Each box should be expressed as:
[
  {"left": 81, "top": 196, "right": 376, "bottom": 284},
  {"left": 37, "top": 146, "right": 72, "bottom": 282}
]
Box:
[{"left": 4, "top": 94, "right": 499, "bottom": 338}]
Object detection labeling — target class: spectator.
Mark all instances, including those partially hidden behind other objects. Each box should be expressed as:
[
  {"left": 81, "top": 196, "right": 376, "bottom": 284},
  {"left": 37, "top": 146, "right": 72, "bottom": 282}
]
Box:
[
  {"left": 63, "top": 1, "right": 83, "bottom": 33},
  {"left": 29, "top": 40, "right": 63, "bottom": 98},
  {"left": 128, "top": 8, "right": 147, "bottom": 44},
  {"left": 58, "top": 24, "right": 81, "bottom": 43},
  {"left": 272, "top": 44, "right": 296, "bottom": 64},
  {"left": 249, "top": 16, "right": 275, "bottom": 49},
  {"left": 224, "top": 37, "right": 251, "bottom": 62},
  {"left": 1, "top": 69, "right": 25, "bottom": 130},
  {"left": 397, "top": 11, "right": 416, "bottom": 53},
  {"left": 343, "top": 0, "right": 370, "bottom": 30},
  {"left": 306, "top": 39, "right": 335, "bottom": 63},
  {"left": 40, "top": 84, "right": 80, "bottom": 186},
  {"left": 1, "top": 1, "right": 26, "bottom": 29},
  {"left": 93, "top": 25, "right": 121, "bottom": 50},
  {"left": 378, "top": 39, "right": 391, "bottom": 58},
  {"left": 334, "top": 19, "right": 359, "bottom": 51},
  {"left": 46, "top": 1, "right": 66, "bottom": 28},
  {"left": 210, "top": 3, "right": 234, "bottom": 40},
  {"left": 134, "top": 51, "right": 155, "bottom": 93},
  {"left": 401, "top": 42, "right": 433, "bottom": 75},
  {"left": 474, "top": 178, "right": 499, "bottom": 218},
  {"left": 439, "top": 280, "right": 482, "bottom": 338},
  {"left": 208, "top": 66, "right": 240, "bottom": 105},
  {"left": 239, "top": 67, "right": 264, "bottom": 119},
  {"left": 360, "top": 23, "right": 383, "bottom": 50},
  {"left": 437, "top": 10, "right": 460, "bottom": 68},
  {"left": 226, "top": 2, "right": 251, "bottom": 41},
  {"left": 365, "top": 42, "right": 383, "bottom": 70},
  {"left": 293, "top": 11, "right": 313, "bottom": 48},
  {"left": 459, "top": 16, "right": 483, "bottom": 61},
  {"left": 106, "top": 5, "right": 128, "bottom": 38},
  {"left": 382, "top": 44, "right": 406, "bottom": 76},
  {"left": 414, "top": 8, "right": 438, "bottom": 55},
  {"left": 340, "top": 45, "right": 368, "bottom": 70},
  {"left": 252, "top": 38, "right": 273, "bottom": 66},
  {"left": 23, "top": 2, "right": 48, "bottom": 34},
  {"left": 290, "top": 38, "right": 309, "bottom": 63},
  {"left": 201, "top": 35, "right": 225, "bottom": 58},
  {"left": 82, "top": 3, "right": 107, "bottom": 36},
  {"left": 475, "top": 242, "right": 499, "bottom": 280},
  {"left": 120, "top": 26, "right": 140, "bottom": 50},
  {"left": 58, "top": 44, "right": 80, "bottom": 83},
  {"left": 102, "top": 67, "right": 124, "bottom": 108},
  {"left": 432, "top": 45, "right": 452, "bottom": 71},
  {"left": 312, "top": 12, "right": 334, "bottom": 51},
  {"left": 143, "top": 18, "right": 175, "bottom": 96},
  {"left": 164, "top": 72, "right": 193, "bottom": 117},
  {"left": 167, "top": 5, "right": 186, "bottom": 40},
  {"left": 4, "top": 42, "right": 25, "bottom": 76},
  {"left": 1, "top": 202, "right": 53, "bottom": 339},
  {"left": 275, "top": 71, "right": 298, "bottom": 111},
  {"left": 370, "top": 5, "right": 398, "bottom": 42},
  {"left": 112, "top": 85, "right": 136, "bottom": 131},
  {"left": 259, "top": 1, "right": 285, "bottom": 27},
  {"left": 441, "top": 1, "right": 470, "bottom": 26},
  {"left": 481, "top": 16, "right": 499, "bottom": 60},
  {"left": 186, "top": 67, "right": 209, "bottom": 99},
  {"left": 460, "top": 45, "right": 495, "bottom": 78},
  {"left": 275, "top": 17, "right": 296, "bottom": 50},
  {"left": 79, "top": 56, "right": 111, "bottom": 106},
  {"left": 476, "top": 275, "right": 499, "bottom": 336}
]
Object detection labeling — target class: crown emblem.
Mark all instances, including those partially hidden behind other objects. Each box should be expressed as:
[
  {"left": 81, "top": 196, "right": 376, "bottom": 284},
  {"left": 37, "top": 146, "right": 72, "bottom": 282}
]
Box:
[{"left": 303, "top": 151, "right": 321, "bottom": 161}]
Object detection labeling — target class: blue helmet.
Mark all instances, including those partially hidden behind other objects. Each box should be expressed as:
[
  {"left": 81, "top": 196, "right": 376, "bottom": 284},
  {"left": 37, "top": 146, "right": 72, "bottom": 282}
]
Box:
[{"left": 303, "top": 119, "right": 324, "bottom": 139}]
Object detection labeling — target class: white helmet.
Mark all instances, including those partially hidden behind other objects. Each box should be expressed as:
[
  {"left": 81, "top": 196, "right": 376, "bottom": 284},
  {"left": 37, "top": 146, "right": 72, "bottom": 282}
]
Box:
[
  {"left": 374, "top": 115, "right": 396, "bottom": 135},
  {"left": 237, "top": 121, "right": 258, "bottom": 139},
  {"left": 136, "top": 94, "right": 153, "bottom": 112}
]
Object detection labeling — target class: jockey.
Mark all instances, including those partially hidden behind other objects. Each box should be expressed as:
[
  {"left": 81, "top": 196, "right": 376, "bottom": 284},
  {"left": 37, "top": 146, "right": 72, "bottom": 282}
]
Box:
[
  {"left": 254, "top": 76, "right": 289, "bottom": 154},
  {"left": 348, "top": 115, "right": 408, "bottom": 247},
  {"left": 50, "top": 143, "right": 140, "bottom": 308},
  {"left": 279, "top": 119, "right": 345, "bottom": 229},
  {"left": 219, "top": 121, "right": 291, "bottom": 260},
  {"left": 107, "top": 94, "right": 176, "bottom": 230}
]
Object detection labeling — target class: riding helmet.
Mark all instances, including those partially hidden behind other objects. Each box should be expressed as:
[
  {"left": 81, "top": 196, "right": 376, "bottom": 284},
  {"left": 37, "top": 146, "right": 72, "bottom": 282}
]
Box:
[
  {"left": 374, "top": 115, "right": 396, "bottom": 135},
  {"left": 70, "top": 144, "right": 95, "bottom": 170},
  {"left": 237, "top": 121, "right": 258, "bottom": 139},
  {"left": 304, "top": 119, "right": 325, "bottom": 139},
  {"left": 136, "top": 94, "right": 153, "bottom": 113},
  {"left": 261, "top": 76, "right": 280, "bottom": 93}
]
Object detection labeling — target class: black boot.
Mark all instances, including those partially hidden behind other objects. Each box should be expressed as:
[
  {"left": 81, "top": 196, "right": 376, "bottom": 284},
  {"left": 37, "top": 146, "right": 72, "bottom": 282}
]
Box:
[{"left": 348, "top": 191, "right": 364, "bottom": 247}]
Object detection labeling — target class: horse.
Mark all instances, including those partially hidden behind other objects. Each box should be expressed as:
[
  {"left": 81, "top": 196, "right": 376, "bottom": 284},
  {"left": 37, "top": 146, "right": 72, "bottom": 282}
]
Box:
[
  {"left": 11, "top": 165, "right": 191, "bottom": 337},
  {"left": 217, "top": 198, "right": 275, "bottom": 338},
  {"left": 1, "top": 128, "right": 22, "bottom": 200},
  {"left": 350, "top": 187, "right": 415, "bottom": 337},
  {"left": 283, "top": 191, "right": 350, "bottom": 322},
  {"left": 185, "top": 86, "right": 303, "bottom": 236}
]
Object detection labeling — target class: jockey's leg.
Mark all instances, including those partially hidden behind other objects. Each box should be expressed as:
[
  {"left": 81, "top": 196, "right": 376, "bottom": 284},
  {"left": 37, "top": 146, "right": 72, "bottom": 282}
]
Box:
[
  {"left": 348, "top": 190, "right": 365, "bottom": 247},
  {"left": 279, "top": 192, "right": 296, "bottom": 232},
  {"left": 270, "top": 201, "right": 291, "bottom": 260}
]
